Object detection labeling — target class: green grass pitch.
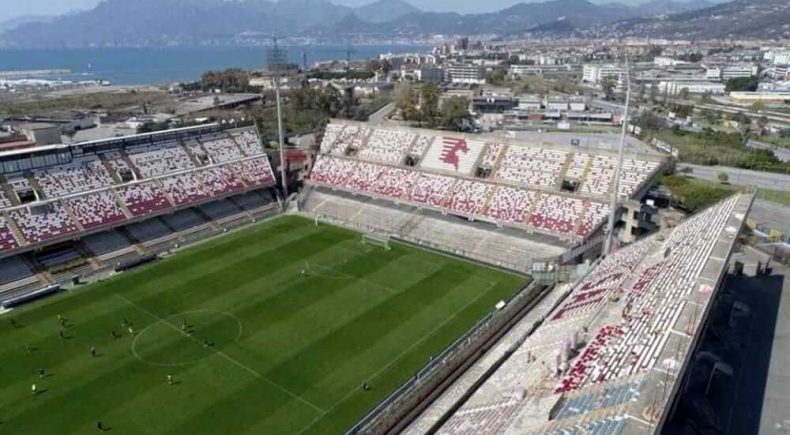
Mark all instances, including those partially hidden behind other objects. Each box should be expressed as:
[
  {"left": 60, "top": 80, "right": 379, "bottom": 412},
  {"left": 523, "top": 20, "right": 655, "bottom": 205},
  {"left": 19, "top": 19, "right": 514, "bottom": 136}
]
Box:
[{"left": 0, "top": 215, "right": 526, "bottom": 434}]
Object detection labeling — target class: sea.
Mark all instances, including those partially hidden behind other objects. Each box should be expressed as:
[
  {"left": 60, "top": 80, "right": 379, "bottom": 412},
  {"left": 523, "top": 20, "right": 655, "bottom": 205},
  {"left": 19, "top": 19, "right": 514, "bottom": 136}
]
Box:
[{"left": 0, "top": 45, "right": 430, "bottom": 86}]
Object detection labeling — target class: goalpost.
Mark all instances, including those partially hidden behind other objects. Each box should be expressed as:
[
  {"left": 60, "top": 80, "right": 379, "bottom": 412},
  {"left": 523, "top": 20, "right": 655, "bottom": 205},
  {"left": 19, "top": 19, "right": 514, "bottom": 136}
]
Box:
[{"left": 362, "top": 232, "right": 391, "bottom": 250}]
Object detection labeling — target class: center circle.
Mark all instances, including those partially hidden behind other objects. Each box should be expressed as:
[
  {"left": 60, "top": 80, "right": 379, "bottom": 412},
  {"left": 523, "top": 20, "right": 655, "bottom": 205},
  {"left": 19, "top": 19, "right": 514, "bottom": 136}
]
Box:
[{"left": 131, "top": 309, "right": 243, "bottom": 367}]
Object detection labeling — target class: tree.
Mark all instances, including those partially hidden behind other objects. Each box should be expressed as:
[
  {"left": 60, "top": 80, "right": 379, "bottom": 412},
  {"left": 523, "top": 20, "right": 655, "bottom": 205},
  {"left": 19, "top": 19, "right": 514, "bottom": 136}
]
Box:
[
  {"left": 439, "top": 96, "right": 472, "bottom": 130},
  {"left": 718, "top": 172, "right": 729, "bottom": 184},
  {"left": 419, "top": 84, "right": 440, "bottom": 127},
  {"left": 649, "top": 81, "right": 658, "bottom": 104},
  {"left": 602, "top": 75, "right": 617, "bottom": 101},
  {"left": 698, "top": 91, "right": 713, "bottom": 105},
  {"left": 397, "top": 87, "right": 419, "bottom": 122},
  {"left": 486, "top": 67, "right": 507, "bottom": 86},
  {"left": 725, "top": 76, "right": 759, "bottom": 93},
  {"left": 757, "top": 115, "right": 769, "bottom": 133},
  {"left": 633, "top": 111, "right": 666, "bottom": 135},
  {"left": 750, "top": 101, "right": 766, "bottom": 112},
  {"left": 678, "top": 87, "right": 690, "bottom": 100},
  {"left": 701, "top": 109, "right": 720, "bottom": 125}
]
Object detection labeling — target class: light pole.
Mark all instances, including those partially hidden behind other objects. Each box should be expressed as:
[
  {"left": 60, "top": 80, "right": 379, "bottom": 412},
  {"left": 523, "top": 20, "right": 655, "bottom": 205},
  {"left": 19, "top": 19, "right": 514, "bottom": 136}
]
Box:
[
  {"left": 268, "top": 37, "right": 289, "bottom": 200},
  {"left": 603, "top": 52, "right": 631, "bottom": 256}
]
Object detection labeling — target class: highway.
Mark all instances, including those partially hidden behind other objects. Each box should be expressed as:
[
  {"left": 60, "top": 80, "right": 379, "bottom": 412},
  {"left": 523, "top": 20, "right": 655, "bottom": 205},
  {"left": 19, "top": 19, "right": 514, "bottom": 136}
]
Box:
[{"left": 677, "top": 163, "right": 790, "bottom": 191}]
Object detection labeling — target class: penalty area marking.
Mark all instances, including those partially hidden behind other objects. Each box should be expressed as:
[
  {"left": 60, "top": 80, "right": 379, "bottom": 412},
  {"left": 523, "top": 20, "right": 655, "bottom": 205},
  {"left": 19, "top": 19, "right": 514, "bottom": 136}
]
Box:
[
  {"left": 304, "top": 261, "right": 396, "bottom": 294},
  {"left": 115, "top": 294, "right": 326, "bottom": 414}
]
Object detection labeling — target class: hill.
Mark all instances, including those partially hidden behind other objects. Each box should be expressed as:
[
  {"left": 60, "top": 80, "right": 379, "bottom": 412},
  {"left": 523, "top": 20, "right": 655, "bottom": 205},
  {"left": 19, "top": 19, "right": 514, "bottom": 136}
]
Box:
[
  {"left": 0, "top": 0, "right": 781, "bottom": 47},
  {"left": 591, "top": 0, "right": 790, "bottom": 38}
]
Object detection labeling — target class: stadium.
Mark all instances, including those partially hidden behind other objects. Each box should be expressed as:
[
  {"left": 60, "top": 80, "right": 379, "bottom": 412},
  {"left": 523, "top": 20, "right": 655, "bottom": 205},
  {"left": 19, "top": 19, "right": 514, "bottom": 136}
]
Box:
[{"left": 0, "top": 119, "right": 752, "bottom": 434}]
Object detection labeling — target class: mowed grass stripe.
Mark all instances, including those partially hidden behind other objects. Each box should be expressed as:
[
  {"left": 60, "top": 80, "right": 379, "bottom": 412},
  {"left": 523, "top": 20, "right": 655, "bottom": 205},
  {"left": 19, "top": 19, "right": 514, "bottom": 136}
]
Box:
[{"left": 0, "top": 215, "right": 526, "bottom": 434}]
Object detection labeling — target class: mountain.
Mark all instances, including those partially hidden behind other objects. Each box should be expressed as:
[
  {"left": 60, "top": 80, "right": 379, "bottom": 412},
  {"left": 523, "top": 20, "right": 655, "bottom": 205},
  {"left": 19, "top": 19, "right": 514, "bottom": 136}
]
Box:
[
  {"left": 0, "top": 0, "right": 784, "bottom": 48},
  {"left": 632, "top": 0, "right": 716, "bottom": 17},
  {"left": 0, "top": 15, "right": 55, "bottom": 33},
  {"left": 354, "top": 0, "right": 420, "bottom": 24},
  {"left": 315, "top": 0, "right": 637, "bottom": 37},
  {"left": 593, "top": 0, "right": 790, "bottom": 39}
]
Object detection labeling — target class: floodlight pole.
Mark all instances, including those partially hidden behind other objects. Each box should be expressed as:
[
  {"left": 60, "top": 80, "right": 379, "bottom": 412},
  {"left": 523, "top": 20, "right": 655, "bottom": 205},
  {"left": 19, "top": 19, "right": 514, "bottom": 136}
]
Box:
[
  {"left": 275, "top": 75, "right": 288, "bottom": 199},
  {"left": 272, "top": 37, "right": 289, "bottom": 200},
  {"left": 603, "top": 52, "right": 630, "bottom": 256}
]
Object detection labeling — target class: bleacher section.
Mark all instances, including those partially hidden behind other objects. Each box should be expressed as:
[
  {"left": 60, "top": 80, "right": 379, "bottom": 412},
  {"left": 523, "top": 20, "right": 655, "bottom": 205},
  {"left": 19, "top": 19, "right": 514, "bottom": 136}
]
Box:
[
  {"left": 10, "top": 203, "right": 78, "bottom": 244},
  {"left": 82, "top": 231, "right": 132, "bottom": 257},
  {"left": 126, "top": 141, "right": 195, "bottom": 178},
  {"left": 161, "top": 209, "right": 205, "bottom": 232},
  {"left": 308, "top": 121, "right": 663, "bottom": 242},
  {"left": 310, "top": 155, "right": 611, "bottom": 240},
  {"left": 34, "top": 156, "right": 114, "bottom": 197},
  {"left": 304, "top": 189, "right": 565, "bottom": 271},
  {"left": 426, "top": 194, "right": 751, "bottom": 435},
  {"left": 0, "top": 255, "right": 33, "bottom": 285},
  {"left": 0, "top": 125, "right": 278, "bottom": 302},
  {"left": 67, "top": 191, "right": 127, "bottom": 229}
]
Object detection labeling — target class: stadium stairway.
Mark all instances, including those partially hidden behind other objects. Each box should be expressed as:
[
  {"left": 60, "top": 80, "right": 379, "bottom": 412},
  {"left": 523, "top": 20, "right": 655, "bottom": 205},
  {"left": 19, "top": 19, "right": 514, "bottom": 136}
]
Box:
[
  {"left": 179, "top": 140, "right": 205, "bottom": 167},
  {"left": 99, "top": 156, "right": 124, "bottom": 184},
  {"left": 73, "top": 241, "right": 102, "bottom": 271},
  {"left": 491, "top": 145, "right": 507, "bottom": 172},
  {"left": 5, "top": 214, "right": 27, "bottom": 247},
  {"left": 0, "top": 175, "right": 21, "bottom": 207},
  {"left": 578, "top": 155, "right": 594, "bottom": 188},
  {"left": 62, "top": 201, "right": 86, "bottom": 232},
  {"left": 479, "top": 188, "right": 497, "bottom": 216},
  {"left": 109, "top": 188, "right": 135, "bottom": 219},
  {"left": 24, "top": 254, "right": 56, "bottom": 286},
  {"left": 404, "top": 134, "right": 422, "bottom": 160},
  {"left": 557, "top": 154, "right": 575, "bottom": 190},
  {"left": 524, "top": 192, "right": 544, "bottom": 225},
  {"left": 118, "top": 150, "right": 143, "bottom": 180},
  {"left": 152, "top": 178, "right": 178, "bottom": 209},
  {"left": 25, "top": 175, "right": 45, "bottom": 200}
]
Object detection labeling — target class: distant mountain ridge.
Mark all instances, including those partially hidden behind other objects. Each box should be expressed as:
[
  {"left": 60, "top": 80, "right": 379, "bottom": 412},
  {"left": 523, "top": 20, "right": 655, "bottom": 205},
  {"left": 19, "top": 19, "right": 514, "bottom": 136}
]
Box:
[
  {"left": 0, "top": 0, "right": 778, "bottom": 48},
  {"left": 599, "top": 0, "right": 790, "bottom": 38}
]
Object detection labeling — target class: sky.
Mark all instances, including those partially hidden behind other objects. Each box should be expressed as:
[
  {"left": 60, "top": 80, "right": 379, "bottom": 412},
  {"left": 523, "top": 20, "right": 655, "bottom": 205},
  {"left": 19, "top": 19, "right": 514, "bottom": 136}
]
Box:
[{"left": 0, "top": 0, "right": 678, "bottom": 22}]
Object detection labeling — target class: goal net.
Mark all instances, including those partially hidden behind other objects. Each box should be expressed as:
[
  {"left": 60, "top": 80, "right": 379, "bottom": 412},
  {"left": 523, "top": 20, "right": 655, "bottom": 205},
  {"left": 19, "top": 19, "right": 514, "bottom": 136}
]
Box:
[{"left": 362, "top": 232, "right": 391, "bottom": 250}]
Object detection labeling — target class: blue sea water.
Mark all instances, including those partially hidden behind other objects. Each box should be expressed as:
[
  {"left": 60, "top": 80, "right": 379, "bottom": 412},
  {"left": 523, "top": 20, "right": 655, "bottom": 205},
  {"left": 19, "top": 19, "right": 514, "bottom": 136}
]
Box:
[{"left": 0, "top": 45, "right": 429, "bottom": 85}]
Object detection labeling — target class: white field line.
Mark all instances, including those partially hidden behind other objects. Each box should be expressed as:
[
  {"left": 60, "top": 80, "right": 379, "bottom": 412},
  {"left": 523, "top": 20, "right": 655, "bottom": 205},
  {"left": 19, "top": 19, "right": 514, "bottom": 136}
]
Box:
[{"left": 114, "top": 293, "right": 326, "bottom": 414}]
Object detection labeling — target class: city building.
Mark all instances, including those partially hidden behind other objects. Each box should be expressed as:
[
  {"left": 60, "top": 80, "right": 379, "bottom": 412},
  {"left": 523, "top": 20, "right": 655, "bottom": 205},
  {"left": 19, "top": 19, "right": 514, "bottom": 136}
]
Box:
[
  {"left": 721, "top": 63, "right": 759, "bottom": 80},
  {"left": 446, "top": 64, "right": 486, "bottom": 85},
  {"left": 582, "top": 64, "right": 624, "bottom": 88}
]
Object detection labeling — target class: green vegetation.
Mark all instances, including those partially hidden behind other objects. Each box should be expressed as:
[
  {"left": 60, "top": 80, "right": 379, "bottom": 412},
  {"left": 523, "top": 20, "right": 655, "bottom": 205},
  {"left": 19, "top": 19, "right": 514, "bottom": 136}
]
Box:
[
  {"left": 756, "top": 134, "right": 790, "bottom": 149},
  {"left": 306, "top": 70, "right": 375, "bottom": 81},
  {"left": 396, "top": 84, "right": 471, "bottom": 130},
  {"left": 648, "top": 128, "right": 790, "bottom": 173},
  {"left": 660, "top": 175, "right": 738, "bottom": 212},
  {"left": 0, "top": 90, "right": 172, "bottom": 117},
  {"left": 0, "top": 216, "right": 523, "bottom": 435},
  {"left": 725, "top": 76, "right": 759, "bottom": 93},
  {"left": 182, "top": 69, "right": 261, "bottom": 94},
  {"left": 757, "top": 188, "right": 790, "bottom": 207},
  {"left": 246, "top": 86, "right": 344, "bottom": 142}
]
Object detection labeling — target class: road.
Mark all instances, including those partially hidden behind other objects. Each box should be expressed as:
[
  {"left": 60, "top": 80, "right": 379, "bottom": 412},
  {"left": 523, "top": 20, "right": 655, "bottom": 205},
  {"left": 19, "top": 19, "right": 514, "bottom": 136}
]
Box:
[
  {"left": 747, "top": 139, "right": 790, "bottom": 163},
  {"left": 677, "top": 163, "right": 790, "bottom": 191},
  {"left": 368, "top": 103, "right": 395, "bottom": 124}
]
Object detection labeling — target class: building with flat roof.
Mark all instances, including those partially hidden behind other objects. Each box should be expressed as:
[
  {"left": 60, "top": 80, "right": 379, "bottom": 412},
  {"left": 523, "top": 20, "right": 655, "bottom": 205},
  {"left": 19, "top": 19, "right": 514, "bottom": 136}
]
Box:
[{"left": 447, "top": 64, "right": 486, "bottom": 85}]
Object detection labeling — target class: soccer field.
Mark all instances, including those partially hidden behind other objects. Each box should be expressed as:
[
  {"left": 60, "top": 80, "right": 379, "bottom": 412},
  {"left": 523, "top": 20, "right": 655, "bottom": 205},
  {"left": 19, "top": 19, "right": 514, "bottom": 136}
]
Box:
[{"left": 0, "top": 215, "right": 525, "bottom": 434}]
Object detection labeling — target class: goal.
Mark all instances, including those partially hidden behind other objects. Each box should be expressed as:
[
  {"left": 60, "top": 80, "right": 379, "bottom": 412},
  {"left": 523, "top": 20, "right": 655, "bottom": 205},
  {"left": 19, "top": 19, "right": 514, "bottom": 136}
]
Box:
[{"left": 362, "top": 232, "right": 391, "bottom": 250}]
